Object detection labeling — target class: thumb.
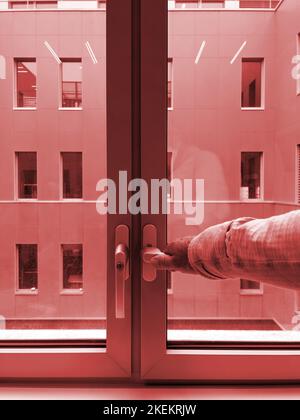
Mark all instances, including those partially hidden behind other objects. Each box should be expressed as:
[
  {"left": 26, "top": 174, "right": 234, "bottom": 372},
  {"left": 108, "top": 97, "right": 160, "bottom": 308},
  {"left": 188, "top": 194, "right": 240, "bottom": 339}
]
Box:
[{"left": 151, "top": 254, "right": 177, "bottom": 271}]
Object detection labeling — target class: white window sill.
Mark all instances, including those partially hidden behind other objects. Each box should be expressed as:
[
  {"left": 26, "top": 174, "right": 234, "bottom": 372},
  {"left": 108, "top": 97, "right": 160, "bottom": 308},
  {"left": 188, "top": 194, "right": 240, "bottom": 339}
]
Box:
[
  {"left": 240, "top": 290, "right": 263, "bottom": 296},
  {"left": 241, "top": 107, "right": 265, "bottom": 111},
  {"left": 168, "top": 107, "right": 174, "bottom": 111},
  {"left": 16, "top": 199, "right": 38, "bottom": 202},
  {"left": 15, "top": 290, "right": 38, "bottom": 296},
  {"left": 58, "top": 107, "right": 83, "bottom": 111},
  {"left": 240, "top": 198, "right": 264, "bottom": 203},
  {"left": 60, "top": 290, "right": 84, "bottom": 296},
  {"left": 13, "top": 107, "right": 36, "bottom": 111}
]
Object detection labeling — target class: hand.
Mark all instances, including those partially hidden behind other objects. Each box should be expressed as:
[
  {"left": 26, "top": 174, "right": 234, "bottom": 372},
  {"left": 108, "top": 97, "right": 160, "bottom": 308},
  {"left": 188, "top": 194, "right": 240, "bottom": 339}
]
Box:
[{"left": 151, "top": 237, "right": 196, "bottom": 274}]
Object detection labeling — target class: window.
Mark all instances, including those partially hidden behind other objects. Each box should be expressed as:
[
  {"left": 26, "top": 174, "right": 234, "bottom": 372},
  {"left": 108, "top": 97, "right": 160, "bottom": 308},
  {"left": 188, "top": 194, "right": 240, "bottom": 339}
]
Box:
[
  {"left": 10, "top": 1, "right": 57, "bottom": 8},
  {"left": 168, "top": 58, "right": 173, "bottom": 109},
  {"left": 240, "top": 279, "right": 263, "bottom": 295},
  {"left": 17, "top": 245, "right": 38, "bottom": 291},
  {"left": 15, "top": 59, "right": 37, "bottom": 108},
  {"left": 241, "top": 152, "right": 263, "bottom": 200},
  {"left": 174, "top": 0, "right": 225, "bottom": 8},
  {"left": 17, "top": 152, "right": 37, "bottom": 199},
  {"left": 62, "top": 152, "right": 82, "bottom": 199},
  {"left": 62, "top": 244, "right": 83, "bottom": 290},
  {"left": 241, "top": 58, "right": 264, "bottom": 108},
  {"left": 61, "top": 59, "right": 82, "bottom": 108}
]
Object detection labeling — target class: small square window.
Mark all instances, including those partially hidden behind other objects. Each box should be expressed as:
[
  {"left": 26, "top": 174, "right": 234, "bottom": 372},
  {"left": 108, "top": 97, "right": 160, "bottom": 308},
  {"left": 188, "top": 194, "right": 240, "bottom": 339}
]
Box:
[
  {"left": 62, "top": 152, "right": 83, "bottom": 199},
  {"left": 17, "top": 152, "right": 37, "bottom": 199},
  {"left": 17, "top": 245, "right": 38, "bottom": 290},
  {"left": 61, "top": 59, "right": 82, "bottom": 108},
  {"left": 15, "top": 59, "right": 37, "bottom": 108},
  {"left": 240, "top": 279, "right": 263, "bottom": 295},
  {"left": 62, "top": 244, "right": 83, "bottom": 290}
]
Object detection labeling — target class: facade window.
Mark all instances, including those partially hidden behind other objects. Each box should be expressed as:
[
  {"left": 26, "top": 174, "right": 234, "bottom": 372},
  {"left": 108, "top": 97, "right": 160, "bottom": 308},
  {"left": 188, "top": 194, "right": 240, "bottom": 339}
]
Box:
[
  {"left": 168, "top": 58, "right": 173, "bottom": 109},
  {"left": 61, "top": 59, "right": 82, "bottom": 108},
  {"left": 241, "top": 152, "right": 263, "bottom": 200},
  {"left": 62, "top": 244, "right": 83, "bottom": 290},
  {"left": 17, "top": 152, "right": 37, "bottom": 199},
  {"left": 10, "top": 1, "right": 57, "bottom": 8},
  {"left": 62, "top": 152, "right": 82, "bottom": 199},
  {"left": 15, "top": 59, "right": 37, "bottom": 108},
  {"left": 17, "top": 245, "right": 38, "bottom": 290},
  {"left": 241, "top": 58, "right": 264, "bottom": 108},
  {"left": 240, "top": 279, "right": 263, "bottom": 295}
]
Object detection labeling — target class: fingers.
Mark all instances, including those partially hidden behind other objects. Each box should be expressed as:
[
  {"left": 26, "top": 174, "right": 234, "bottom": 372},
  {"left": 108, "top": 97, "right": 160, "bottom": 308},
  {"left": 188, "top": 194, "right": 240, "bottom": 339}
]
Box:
[{"left": 150, "top": 254, "right": 177, "bottom": 271}]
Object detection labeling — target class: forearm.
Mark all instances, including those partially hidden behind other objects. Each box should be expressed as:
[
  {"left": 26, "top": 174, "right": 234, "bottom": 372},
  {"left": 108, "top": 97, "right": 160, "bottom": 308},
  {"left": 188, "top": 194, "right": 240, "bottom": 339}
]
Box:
[{"left": 187, "top": 210, "right": 300, "bottom": 290}]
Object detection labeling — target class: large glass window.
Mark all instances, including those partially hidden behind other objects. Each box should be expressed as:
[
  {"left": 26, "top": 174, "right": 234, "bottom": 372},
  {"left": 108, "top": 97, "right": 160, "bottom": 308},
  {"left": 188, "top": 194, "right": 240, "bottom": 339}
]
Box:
[
  {"left": 15, "top": 59, "right": 37, "bottom": 108},
  {"left": 17, "top": 245, "right": 38, "bottom": 291},
  {"left": 17, "top": 152, "right": 37, "bottom": 199},
  {"left": 61, "top": 59, "right": 82, "bottom": 108}
]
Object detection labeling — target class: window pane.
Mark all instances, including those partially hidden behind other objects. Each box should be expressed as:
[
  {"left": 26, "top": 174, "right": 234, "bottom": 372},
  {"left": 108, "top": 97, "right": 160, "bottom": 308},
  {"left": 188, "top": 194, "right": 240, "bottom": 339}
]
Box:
[
  {"left": 166, "top": 1, "right": 299, "bottom": 346},
  {"left": 62, "top": 152, "right": 82, "bottom": 199},
  {"left": 61, "top": 60, "right": 82, "bottom": 108},
  {"left": 18, "top": 245, "right": 38, "bottom": 290},
  {"left": 15, "top": 59, "right": 37, "bottom": 108},
  {"left": 241, "top": 152, "right": 262, "bottom": 200},
  {"left": 62, "top": 244, "right": 83, "bottom": 290},
  {"left": 17, "top": 152, "right": 37, "bottom": 199},
  {"left": 241, "top": 59, "right": 263, "bottom": 108},
  {"left": 35, "top": 1, "right": 58, "bottom": 9}
]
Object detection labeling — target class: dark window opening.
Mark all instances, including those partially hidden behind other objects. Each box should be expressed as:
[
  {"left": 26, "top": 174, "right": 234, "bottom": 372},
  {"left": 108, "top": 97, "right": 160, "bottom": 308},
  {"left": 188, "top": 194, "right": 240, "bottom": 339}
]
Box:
[
  {"left": 63, "top": 244, "right": 83, "bottom": 290},
  {"left": 62, "top": 152, "right": 82, "bottom": 199},
  {"left": 18, "top": 245, "right": 38, "bottom": 290},
  {"left": 17, "top": 152, "right": 37, "bottom": 199}
]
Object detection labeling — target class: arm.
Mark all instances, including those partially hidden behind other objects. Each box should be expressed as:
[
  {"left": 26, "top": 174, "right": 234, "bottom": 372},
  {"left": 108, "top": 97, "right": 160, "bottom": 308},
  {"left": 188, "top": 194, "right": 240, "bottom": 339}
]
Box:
[{"left": 152, "top": 210, "right": 300, "bottom": 290}]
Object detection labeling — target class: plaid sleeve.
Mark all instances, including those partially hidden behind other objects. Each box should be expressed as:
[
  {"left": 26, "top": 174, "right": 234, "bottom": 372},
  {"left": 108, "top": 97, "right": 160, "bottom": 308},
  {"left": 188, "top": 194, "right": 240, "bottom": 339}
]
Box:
[{"left": 187, "top": 210, "right": 300, "bottom": 289}]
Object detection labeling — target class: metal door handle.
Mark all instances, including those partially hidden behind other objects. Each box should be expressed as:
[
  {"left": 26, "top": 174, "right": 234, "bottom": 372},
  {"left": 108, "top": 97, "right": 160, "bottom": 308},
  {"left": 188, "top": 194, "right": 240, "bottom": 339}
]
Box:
[
  {"left": 142, "top": 224, "right": 163, "bottom": 282},
  {"left": 115, "top": 225, "right": 129, "bottom": 319}
]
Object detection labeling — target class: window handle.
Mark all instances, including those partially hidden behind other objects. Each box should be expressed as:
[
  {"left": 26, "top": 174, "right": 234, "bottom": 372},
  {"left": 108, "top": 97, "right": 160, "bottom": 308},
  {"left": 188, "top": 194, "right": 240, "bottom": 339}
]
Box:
[
  {"left": 142, "top": 224, "right": 164, "bottom": 282},
  {"left": 115, "top": 225, "right": 130, "bottom": 319}
]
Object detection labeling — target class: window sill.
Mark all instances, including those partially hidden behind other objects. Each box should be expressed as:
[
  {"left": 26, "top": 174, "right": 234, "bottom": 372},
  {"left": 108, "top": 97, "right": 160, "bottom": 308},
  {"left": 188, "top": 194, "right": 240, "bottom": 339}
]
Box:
[
  {"left": 240, "top": 291, "right": 263, "bottom": 296},
  {"left": 240, "top": 198, "right": 264, "bottom": 202},
  {"left": 60, "top": 290, "right": 84, "bottom": 296},
  {"left": 15, "top": 290, "right": 38, "bottom": 296},
  {"left": 241, "top": 107, "right": 265, "bottom": 111},
  {"left": 58, "top": 107, "right": 83, "bottom": 111},
  {"left": 13, "top": 107, "right": 36, "bottom": 111},
  {"left": 16, "top": 199, "right": 38, "bottom": 202},
  {"left": 168, "top": 107, "right": 174, "bottom": 111}
]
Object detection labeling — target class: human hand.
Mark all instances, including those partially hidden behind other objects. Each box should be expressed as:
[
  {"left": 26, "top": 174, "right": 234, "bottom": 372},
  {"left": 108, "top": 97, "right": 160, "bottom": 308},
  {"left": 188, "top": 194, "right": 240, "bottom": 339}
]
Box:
[{"left": 151, "top": 237, "right": 196, "bottom": 274}]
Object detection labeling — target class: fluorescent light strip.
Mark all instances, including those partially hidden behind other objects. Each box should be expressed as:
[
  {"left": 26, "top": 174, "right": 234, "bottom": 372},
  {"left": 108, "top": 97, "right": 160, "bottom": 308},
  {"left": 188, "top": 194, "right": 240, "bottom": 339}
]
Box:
[
  {"left": 85, "top": 41, "right": 98, "bottom": 65},
  {"left": 44, "top": 41, "right": 62, "bottom": 64},
  {"left": 230, "top": 41, "right": 247, "bottom": 65},
  {"left": 195, "top": 40, "right": 206, "bottom": 64}
]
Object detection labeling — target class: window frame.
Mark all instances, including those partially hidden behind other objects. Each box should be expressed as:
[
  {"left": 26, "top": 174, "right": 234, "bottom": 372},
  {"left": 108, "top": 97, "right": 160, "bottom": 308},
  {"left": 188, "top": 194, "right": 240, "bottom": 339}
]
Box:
[
  {"left": 60, "top": 152, "right": 83, "bottom": 201},
  {"left": 241, "top": 57, "right": 265, "bottom": 111},
  {"left": 15, "top": 152, "right": 38, "bottom": 201},
  {"left": 240, "top": 151, "right": 264, "bottom": 201},
  {"left": 14, "top": 58, "right": 37, "bottom": 110},
  {"left": 59, "top": 58, "right": 83, "bottom": 110},
  {"left": 0, "top": 0, "right": 133, "bottom": 381},
  {"left": 140, "top": 0, "right": 300, "bottom": 383}
]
